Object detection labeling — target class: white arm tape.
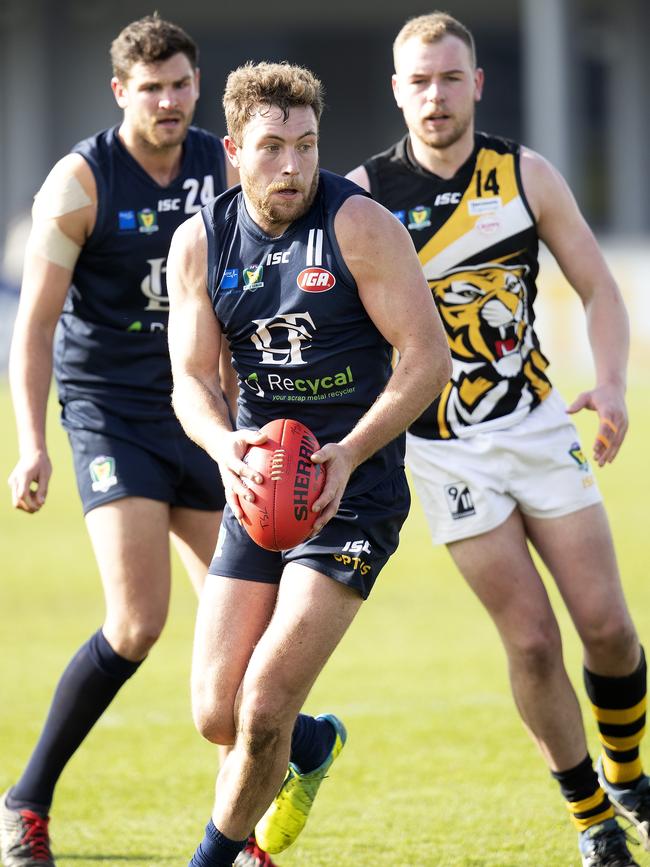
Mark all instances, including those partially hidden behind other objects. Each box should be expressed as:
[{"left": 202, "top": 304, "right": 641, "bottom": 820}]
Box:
[
  {"left": 32, "top": 172, "right": 93, "bottom": 219},
  {"left": 27, "top": 219, "right": 82, "bottom": 270}
]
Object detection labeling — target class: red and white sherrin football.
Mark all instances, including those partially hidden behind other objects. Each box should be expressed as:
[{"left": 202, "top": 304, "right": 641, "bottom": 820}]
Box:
[{"left": 239, "top": 418, "right": 326, "bottom": 551}]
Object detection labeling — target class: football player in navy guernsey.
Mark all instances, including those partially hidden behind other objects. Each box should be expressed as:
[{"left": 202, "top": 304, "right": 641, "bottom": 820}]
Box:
[
  {"left": 166, "top": 61, "right": 451, "bottom": 866},
  {"left": 347, "top": 11, "right": 649, "bottom": 867},
  {"left": 2, "top": 14, "right": 254, "bottom": 867}
]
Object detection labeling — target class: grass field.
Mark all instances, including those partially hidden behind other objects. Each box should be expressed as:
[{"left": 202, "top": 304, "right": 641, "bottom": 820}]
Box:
[{"left": 1, "top": 377, "right": 650, "bottom": 866}]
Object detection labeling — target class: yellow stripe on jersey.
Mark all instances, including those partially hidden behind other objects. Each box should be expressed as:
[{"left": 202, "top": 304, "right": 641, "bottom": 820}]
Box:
[{"left": 418, "top": 150, "right": 533, "bottom": 281}]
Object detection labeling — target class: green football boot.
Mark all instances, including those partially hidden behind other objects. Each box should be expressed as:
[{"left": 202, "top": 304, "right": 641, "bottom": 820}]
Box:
[{"left": 255, "top": 714, "right": 347, "bottom": 854}]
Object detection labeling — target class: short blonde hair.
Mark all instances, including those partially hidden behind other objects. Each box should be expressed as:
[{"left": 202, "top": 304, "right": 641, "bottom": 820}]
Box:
[
  {"left": 393, "top": 11, "right": 476, "bottom": 69},
  {"left": 223, "top": 61, "right": 324, "bottom": 145}
]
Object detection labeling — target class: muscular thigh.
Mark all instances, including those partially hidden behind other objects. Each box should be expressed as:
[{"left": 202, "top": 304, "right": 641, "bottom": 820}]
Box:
[
  {"left": 524, "top": 503, "right": 633, "bottom": 639},
  {"left": 85, "top": 497, "right": 172, "bottom": 623},
  {"left": 193, "top": 566, "right": 363, "bottom": 741},
  {"left": 191, "top": 574, "right": 279, "bottom": 740},
  {"left": 447, "top": 508, "right": 558, "bottom": 642},
  {"left": 171, "top": 506, "right": 223, "bottom": 596},
  {"left": 240, "top": 564, "right": 363, "bottom": 720}
]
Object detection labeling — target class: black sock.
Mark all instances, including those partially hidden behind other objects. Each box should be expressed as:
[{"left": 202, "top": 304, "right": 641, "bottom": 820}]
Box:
[
  {"left": 188, "top": 820, "right": 246, "bottom": 866},
  {"left": 10, "top": 629, "right": 141, "bottom": 810},
  {"left": 289, "top": 713, "right": 335, "bottom": 774},
  {"left": 551, "top": 754, "right": 614, "bottom": 832}
]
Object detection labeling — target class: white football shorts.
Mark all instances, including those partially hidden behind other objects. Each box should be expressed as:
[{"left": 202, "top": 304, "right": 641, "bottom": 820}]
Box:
[{"left": 406, "top": 389, "right": 602, "bottom": 545}]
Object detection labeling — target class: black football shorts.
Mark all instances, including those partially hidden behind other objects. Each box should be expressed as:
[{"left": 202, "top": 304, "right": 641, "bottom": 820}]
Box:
[
  {"left": 62, "top": 398, "right": 226, "bottom": 515},
  {"left": 209, "top": 467, "right": 410, "bottom": 599}
]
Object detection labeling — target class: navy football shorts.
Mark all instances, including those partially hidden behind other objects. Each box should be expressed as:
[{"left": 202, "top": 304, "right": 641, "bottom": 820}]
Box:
[
  {"left": 209, "top": 467, "right": 411, "bottom": 599},
  {"left": 61, "top": 399, "right": 226, "bottom": 515}
]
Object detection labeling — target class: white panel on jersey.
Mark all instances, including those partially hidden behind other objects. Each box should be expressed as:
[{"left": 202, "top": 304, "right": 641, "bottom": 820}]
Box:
[{"left": 422, "top": 197, "right": 534, "bottom": 280}]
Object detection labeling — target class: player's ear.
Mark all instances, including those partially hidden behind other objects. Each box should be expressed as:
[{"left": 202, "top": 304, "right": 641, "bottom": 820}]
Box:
[
  {"left": 223, "top": 135, "right": 240, "bottom": 168},
  {"left": 111, "top": 76, "right": 128, "bottom": 109},
  {"left": 194, "top": 66, "right": 201, "bottom": 99},
  {"left": 474, "top": 67, "right": 484, "bottom": 103},
  {"left": 391, "top": 73, "right": 402, "bottom": 108}
]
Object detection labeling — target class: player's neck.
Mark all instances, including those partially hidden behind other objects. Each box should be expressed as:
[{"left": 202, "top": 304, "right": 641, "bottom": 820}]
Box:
[
  {"left": 117, "top": 124, "right": 183, "bottom": 187},
  {"left": 409, "top": 127, "right": 475, "bottom": 180}
]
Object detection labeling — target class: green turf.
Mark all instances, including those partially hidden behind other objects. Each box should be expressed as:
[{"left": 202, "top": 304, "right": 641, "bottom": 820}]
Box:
[{"left": 1, "top": 377, "right": 649, "bottom": 866}]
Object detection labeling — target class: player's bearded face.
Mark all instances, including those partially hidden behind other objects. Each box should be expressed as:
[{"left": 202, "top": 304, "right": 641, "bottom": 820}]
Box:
[
  {"left": 240, "top": 163, "right": 319, "bottom": 229},
  {"left": 118, "top": 54, "right": 199, "bottom": 151},
  {"left": 236, "top": 105, "right": 320, "bottom": 234},
  {"left": 394, "top": 36, "right": 482, "bottom": 152}
]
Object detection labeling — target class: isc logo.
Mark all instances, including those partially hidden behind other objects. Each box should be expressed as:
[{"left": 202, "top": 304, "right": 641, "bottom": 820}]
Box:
[
  {"left": 297, "top": 267, "right": 336, "bottom": 292},
  {"left": 158, "top": 198, "right": 182, "bottom": 211},
  {"left": 342, "top": 539, "right": 371, "bottom": 555},
  {"left": 266, "top": 251, "right": 290, "bottom": 265},
  {"left": 434, "top": 192, "right": 461, "bottom": 206}
]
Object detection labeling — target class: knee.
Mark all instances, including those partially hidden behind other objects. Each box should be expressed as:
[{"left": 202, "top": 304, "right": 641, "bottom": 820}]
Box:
[
  {"left": 239, "top": 705, "right": 284, "bottom": 759},
  {"left": 193, "top": 701, "right": 284, "bottom": 753},
  {"left": 105, "top": 617, "right": 165, "bottom": 660},
  {"left": 192, "top": 680, "right": 235, "bottom": 745},
  {"left": 193, "top": 703, "right": 235, "bottom": 746},
  {"left": 504, "top": 621, "right": 564, "bottom": 681},
  {"left": 581, "top": 613, "right": 638, "bottom": 662}
]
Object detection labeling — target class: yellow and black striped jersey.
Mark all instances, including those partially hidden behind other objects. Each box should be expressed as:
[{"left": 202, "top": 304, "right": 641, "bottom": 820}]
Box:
[{"left": 364, "top": 132, "right": 552, "bottom": 440}]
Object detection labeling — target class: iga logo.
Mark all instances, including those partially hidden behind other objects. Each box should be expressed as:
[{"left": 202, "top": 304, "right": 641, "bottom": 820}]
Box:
[{"left": 297, "top": 267, "right": 336, "bottom": 292}]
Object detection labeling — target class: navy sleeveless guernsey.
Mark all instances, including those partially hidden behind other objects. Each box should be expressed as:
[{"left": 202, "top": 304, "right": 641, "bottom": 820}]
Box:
[
  {"left": 202, "top": 170, "right": 404, "bottom": 496},
  {"left": 54, "top": 125, "right": 226, "bottom": 419}
]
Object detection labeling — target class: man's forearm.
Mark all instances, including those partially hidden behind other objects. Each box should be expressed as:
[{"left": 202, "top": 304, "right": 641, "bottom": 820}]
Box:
[
  {"left": 585, "top": 291, "right": 629, "bottom": 389},
  {"left": 9, "top": 327, "right": 54, "bottom": 454},
  {"left": 339, "top": 347, "right": 449, "bottom": 470},
  {"left": 172, "top": 373, "right": 234, "bottom": 462}
]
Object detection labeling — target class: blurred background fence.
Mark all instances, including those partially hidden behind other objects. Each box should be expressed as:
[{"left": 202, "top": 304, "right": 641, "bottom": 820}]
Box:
[{"left": 1, "top": 0, "right": 648, "bottom": 375}]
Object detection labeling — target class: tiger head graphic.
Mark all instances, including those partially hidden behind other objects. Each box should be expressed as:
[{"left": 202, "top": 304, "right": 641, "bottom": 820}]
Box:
[{"left": 431, "top": 263, "right": 531, "bottom": 379}]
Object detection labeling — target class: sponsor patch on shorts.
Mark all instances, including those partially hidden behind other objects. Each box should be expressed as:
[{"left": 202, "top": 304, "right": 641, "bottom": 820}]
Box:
[
  {"left": 569, "top": 441, "right": 589, "bottom": 471},
  {"left": 444, "top": 482, "right": 476, "bottom": 519},
  {"left": 89, "top": 455, "right": 118, "bottom": 493}
]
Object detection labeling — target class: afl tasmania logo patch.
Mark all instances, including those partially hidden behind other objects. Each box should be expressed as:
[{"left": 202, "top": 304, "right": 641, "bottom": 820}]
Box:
[{"left": 297, "top": 267, "right": 336, "bottom": 292}]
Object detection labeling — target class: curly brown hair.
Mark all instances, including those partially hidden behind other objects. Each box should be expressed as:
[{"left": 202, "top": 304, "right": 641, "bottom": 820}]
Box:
[
  {"left": 393, "top": 11, "right": 476, "bottom": 69},
  {"left": 223, "top": 61, "right": 324, "bottom": 145},
  {"left": 110, "top": 13, "right": 198, "bottom": 81}
]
